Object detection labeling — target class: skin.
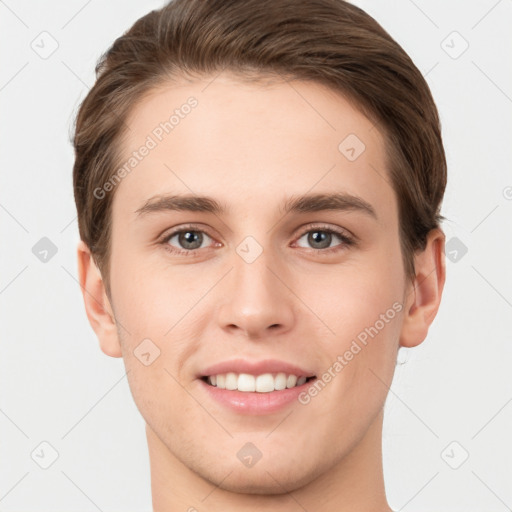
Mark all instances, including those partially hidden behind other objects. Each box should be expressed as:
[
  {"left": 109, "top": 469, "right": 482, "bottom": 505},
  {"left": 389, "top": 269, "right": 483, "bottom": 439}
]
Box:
[{"left": 77, "top": 72, "right": 446, "bottom": 512}]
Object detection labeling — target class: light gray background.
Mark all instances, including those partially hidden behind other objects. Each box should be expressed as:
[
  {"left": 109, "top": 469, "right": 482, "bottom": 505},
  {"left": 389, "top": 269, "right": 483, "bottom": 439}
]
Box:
[{"left": 1, "top": 0, "right": 511, "bottom": 510}]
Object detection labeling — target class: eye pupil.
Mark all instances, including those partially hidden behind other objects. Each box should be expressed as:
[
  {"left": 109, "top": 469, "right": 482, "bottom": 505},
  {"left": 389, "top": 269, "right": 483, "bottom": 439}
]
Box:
[
  {"left": 180, "top": 231, "right": 202, "bottom": 249},
  {"left": 167, "top": 227, "right": 346, "bottom": 255},
  {"left": 308, "top": 231, "right": 331, "bottom": 249}
]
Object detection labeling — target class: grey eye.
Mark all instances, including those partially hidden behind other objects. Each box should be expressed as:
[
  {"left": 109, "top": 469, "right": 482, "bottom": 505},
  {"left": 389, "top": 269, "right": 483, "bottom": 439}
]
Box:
[
  {"left": 168, "top": 230, "right": 212, "bottom": 250},
  {"left": 296, "top": 230, "right": 342, "bottom": 250}
]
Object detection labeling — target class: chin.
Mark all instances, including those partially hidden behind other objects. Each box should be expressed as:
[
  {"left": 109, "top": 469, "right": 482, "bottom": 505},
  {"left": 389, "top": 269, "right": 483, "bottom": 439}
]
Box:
[
  {"left": 193, "top": 456, "right": 323, "bottom": 496},
  {"left": 213, "top": 470, "right": 307, "bottom": 495}
]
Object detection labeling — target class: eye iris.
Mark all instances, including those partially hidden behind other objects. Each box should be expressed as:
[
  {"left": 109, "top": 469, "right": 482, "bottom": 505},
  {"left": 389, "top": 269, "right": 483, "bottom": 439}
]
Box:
[
  {"left": 309, "top": 231, "right": 331, "bottom": 249},
  {"left": 179, "top": 231, "right": 202, "bottom": 250},
  {"left": 173, "top": 229, "right": 338, "bottom": 251}
]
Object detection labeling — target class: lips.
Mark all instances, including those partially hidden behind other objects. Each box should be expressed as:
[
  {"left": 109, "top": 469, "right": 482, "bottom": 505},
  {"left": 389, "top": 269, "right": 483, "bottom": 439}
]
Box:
[
  {"left": 198, "top": 358, "right": 317, "bottom": 394},
  {"left": 198, "top": 359, "right": 315, "bottom": 380},
  {"left": 197, "top": 358, "right": 318, "bottom": 414},
  {"left": 198, "top": 358, "right": 316, "bottom": 379}
]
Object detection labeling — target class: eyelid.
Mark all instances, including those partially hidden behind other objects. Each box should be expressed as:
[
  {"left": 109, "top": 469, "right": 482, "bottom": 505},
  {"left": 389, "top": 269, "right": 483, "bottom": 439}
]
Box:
[
  {"left": 293, "top": 222, "right": 355, "bottom": 244},
  {"left": 160, "top": 222, "right": 356, "bottom": 255},
  {"left": 160, "top": 223, "right": 216, "bottom": 242},
  {"left": 292, "top": 222, "right": 356, "bottom": 253},
  {"left": 159, "top": 223, "right": 218, "bottom": 252}
]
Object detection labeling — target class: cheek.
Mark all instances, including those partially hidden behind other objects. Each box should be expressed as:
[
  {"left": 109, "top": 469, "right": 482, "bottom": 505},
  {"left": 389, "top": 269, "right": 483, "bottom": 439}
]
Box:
[
  {"left": 302, "top": 271, "right": 403, "bottom": 429},
  {"left": 110, "top": 251, "right": 200, "bottom": 339},
  {"left": 307, "top": 259, "right": 404, "bottom": 343},
  {"left": 299, "top": 250, "right": 404, "bottom": 398},
  {"left": 109, "top": 257, "right": 209, "bottom": 400}
]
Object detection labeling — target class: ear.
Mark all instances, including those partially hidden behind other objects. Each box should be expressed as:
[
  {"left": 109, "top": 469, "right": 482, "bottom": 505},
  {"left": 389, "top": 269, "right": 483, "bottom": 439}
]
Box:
[
  {"left": 76, "top": 240, "right": 122, "bottom": 358},
  {"left": 399, "top": 228, "right": 446, "bottom": 348}
]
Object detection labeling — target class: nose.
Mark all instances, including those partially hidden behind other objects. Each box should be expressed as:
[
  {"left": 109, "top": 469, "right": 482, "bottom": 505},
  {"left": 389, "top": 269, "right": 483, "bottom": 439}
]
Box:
[{"left": 216, "top": 247, "right": 296, "bottom": 340}]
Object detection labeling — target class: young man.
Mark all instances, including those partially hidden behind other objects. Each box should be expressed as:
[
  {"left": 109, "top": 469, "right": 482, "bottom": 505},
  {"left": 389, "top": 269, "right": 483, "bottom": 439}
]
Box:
[{"left": 73, "top": 0, "right": 446, "bottom": 510}]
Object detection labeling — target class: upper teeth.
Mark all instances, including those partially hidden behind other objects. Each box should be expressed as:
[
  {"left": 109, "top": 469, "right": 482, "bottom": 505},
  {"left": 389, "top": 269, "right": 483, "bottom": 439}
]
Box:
[{"left": 207, "top": 373, "right": 308, "bottom": 392}]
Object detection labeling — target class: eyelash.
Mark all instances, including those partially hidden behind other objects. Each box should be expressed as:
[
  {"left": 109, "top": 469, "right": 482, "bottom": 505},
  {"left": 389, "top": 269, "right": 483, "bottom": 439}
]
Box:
[{"left": 160, "top": 223, "right": 355, "bottom": 257}]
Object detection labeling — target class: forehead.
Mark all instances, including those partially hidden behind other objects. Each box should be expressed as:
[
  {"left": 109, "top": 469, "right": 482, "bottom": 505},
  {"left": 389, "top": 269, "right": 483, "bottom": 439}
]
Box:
[{"left": 114, "top": 72, "right": 395, "bottom": 223}]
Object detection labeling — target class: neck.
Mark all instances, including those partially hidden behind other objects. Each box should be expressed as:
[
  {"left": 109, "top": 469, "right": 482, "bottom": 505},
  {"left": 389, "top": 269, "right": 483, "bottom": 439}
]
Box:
[{"left": 148, "top": 410, "right": 391, "bottom": 512}]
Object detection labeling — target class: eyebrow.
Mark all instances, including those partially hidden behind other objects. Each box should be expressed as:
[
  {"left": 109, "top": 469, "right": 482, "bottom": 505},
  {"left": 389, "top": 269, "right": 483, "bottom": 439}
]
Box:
[{"left": 135, "top": 192, "right": 377, "bottom": 220}]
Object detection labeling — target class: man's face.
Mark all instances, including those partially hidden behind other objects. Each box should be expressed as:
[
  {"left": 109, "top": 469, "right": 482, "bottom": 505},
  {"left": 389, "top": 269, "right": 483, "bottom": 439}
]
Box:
[{"left": 107, "top": 73, "right": 410, "bottom": 492}]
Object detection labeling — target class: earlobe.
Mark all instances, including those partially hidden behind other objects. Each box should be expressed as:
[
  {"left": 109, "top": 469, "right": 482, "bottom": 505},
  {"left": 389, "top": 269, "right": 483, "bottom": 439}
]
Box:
[
  {"left": 76, "top": 240, "right": 122, "bottom": 358},
  {"left": 399, "top": 228, "right": 446, "bottom": 348}
]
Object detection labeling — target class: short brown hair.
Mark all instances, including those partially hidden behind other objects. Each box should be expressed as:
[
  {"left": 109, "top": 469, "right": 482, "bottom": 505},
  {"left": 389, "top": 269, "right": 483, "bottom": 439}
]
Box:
[{"left": 72, "top": 0, "right": 447, "bottom": 294}]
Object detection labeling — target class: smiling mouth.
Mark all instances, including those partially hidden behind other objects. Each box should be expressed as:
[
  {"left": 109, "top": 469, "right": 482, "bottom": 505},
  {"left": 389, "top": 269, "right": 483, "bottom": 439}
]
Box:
[{"left": 201, "top": 372, "right": 316, "bottom": 393}]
